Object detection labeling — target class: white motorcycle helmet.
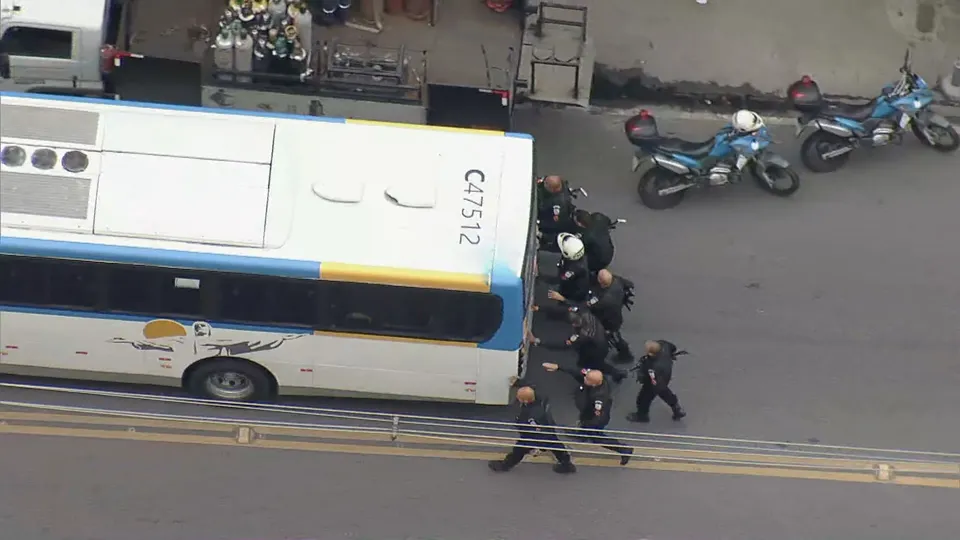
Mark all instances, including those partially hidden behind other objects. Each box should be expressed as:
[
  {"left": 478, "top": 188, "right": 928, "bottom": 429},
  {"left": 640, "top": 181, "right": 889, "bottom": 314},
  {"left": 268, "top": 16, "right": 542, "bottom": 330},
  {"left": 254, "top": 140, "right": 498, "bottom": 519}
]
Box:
[
  {"left": 558, "top": 233, "right": 585, "bottom": 261},
  {"left": 731, "top": 109, "right": 764, "bottom": 133}
]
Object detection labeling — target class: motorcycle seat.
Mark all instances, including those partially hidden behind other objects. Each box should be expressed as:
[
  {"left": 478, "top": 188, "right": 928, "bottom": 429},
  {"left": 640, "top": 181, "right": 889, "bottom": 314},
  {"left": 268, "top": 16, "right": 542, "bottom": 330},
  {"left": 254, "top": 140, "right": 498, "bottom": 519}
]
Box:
[
  {"left": 821, "top": 99, "right": 877, "bottom": 121},
  {"left": 655, "top": 137, "right": 716, "bottom": 157}
]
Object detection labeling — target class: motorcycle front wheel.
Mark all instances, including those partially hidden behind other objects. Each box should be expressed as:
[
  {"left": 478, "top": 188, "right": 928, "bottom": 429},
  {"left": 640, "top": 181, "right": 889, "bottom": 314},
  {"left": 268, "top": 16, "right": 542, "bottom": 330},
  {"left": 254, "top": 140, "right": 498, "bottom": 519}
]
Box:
[
  {"left": 751, "top": 163, "right": 800, "bottom": 197},
  {"left": 911, "top": 122, "right": 960, "bottom": 152},
  {"left": 800, "top": 131, "right": 852, "bottom": 173},
  {"left": 637, "top": 168, "right": 686, "bottom": 210}
]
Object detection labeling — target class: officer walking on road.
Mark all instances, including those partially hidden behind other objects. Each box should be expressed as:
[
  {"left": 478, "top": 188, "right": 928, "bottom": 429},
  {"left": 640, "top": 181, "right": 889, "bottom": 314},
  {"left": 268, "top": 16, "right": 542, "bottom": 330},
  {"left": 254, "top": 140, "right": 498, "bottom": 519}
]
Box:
[
  {"left": 627, "top": 340, "right": 687, "bottom": 423},
  {"left": 488, "top": 384, "right": 577, "bottom": 474},
  {"left": 547, "top": 269, "right": 636, "bottom": 364},
  {"left": 530, "top": 310, "right": 626, "bottom": 382},
  {"left": 542, "top": 362, "right": 634, "bottom": 465}
]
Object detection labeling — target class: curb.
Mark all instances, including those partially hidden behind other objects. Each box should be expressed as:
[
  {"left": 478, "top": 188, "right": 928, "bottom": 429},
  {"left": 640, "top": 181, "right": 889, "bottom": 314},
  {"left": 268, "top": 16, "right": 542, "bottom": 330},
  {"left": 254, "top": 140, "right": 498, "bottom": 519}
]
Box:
[{"left": 589, "top": 69, "right": 960, "bottom": 124}]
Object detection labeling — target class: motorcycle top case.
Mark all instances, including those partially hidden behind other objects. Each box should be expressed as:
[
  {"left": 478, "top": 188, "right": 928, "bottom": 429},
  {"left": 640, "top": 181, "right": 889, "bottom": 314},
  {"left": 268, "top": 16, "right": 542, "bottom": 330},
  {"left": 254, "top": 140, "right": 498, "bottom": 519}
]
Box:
[
  {"left": 625, "top": 112, "right": 660, "bottom": 145},
  {"left": 787, "top": 77, "right": 823, "bottom": 112}
]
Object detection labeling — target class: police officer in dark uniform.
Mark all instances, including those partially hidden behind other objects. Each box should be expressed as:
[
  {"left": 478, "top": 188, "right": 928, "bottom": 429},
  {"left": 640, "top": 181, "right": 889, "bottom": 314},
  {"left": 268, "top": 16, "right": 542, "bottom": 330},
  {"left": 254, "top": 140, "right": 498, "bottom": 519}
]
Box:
[
  {"left": 547, "top": 269, "right": 636, "bottom": 364},
  {"left": 536, "top": 175, "right": 577, "bottom": 251},
  {"left": 488, "top": 384, "right": 577, "bottom": 474},
  {"left": 542, "top": 363, "right": 633, "bottom": 465},
  {"left": 573, "top": 209, "right": 616, "bottom": 274},
  {"left": 530, "top": 310, "right": 626, "bottom": 382},
  {"left": 555, "top": 232, "right": 592, "bottom": 303},
  {"left": 627, "top": 340, "right": 687, "bottom": 423}
]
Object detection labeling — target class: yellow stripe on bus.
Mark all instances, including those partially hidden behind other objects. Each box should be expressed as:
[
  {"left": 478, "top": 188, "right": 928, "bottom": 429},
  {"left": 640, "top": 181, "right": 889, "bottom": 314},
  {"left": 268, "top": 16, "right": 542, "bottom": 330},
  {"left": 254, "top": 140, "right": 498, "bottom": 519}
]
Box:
[
  {"left": 345, "top": 119, "right": 506, "bottom": 136},
  {"left": 319, "top": 262, "right": 490, "bottom": 292},
  {"left": 312, "top": 330, "right": 478, "bottom": 348}
]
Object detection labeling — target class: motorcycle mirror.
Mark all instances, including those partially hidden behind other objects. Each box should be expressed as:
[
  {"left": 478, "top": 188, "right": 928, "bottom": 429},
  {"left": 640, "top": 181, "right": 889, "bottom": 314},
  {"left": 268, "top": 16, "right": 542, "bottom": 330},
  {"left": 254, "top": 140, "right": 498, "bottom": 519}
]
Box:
[
  {"left": 903, "top": 48, "right": 912, "bottom": 70},
  {"left": 615, "top": 218, "right": 627, "bottom": 224},
  {"left": 578, "top": 187, "right": 588, "bottom": 197}
]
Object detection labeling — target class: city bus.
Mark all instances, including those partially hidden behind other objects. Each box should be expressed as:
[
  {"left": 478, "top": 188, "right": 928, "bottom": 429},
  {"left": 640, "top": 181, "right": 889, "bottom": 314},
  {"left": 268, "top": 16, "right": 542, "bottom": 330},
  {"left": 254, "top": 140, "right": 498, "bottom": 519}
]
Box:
[{"left": 0, "top": 91, "right": 537, "bottom": 405}]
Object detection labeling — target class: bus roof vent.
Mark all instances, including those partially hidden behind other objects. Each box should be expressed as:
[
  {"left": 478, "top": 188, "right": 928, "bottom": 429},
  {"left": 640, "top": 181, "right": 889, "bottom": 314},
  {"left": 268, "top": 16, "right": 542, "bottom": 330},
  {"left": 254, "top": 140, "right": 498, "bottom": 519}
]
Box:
[
  {"left": 0, "top": 103, "right": 101, "bottom": 147},
  {"left": 312, "top": 180, "right": 364, "bottom": 203},
  {"left": 384, "top": 184, "right": 436, "bottom": 208}
]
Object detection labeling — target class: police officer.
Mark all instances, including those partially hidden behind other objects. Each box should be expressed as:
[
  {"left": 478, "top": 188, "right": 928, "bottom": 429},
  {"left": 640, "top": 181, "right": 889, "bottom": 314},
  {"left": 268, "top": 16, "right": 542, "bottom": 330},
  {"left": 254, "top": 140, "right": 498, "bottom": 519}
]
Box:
[
  {"left": 488, "top": 384, "right": 577, "bottom": 474},
  {"left": 573, "top": 209, "right": 615, "bottom": 274},
  {"left": 530, "top": 310, "right": 626, "bottom": 382},
  {"left": 542, "top": 363, "right": 634, "bottom": 465},
  {"left": 548, "top": 269, "right": 636, "bottom": 364},
  {"left": 556, "top": 233, "right": 592, "bottom": 303},
  {"left": 536, "top": 175, "right": 577, "bottom": 250},
  {"left": 627, "top": 340, "right": 687, "bottom": 423}
]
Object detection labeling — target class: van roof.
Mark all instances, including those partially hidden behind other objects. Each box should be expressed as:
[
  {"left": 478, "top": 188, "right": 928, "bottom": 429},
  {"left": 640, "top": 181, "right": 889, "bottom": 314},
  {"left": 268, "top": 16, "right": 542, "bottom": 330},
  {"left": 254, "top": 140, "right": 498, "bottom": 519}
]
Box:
[{"left": 1, "top": 0, "right": 108, "bottom": 32}]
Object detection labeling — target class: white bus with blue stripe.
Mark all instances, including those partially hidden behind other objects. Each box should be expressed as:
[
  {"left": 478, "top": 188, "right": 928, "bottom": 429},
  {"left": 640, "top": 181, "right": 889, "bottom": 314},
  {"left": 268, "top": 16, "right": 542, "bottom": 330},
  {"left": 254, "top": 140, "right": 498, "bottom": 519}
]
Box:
[{"left": 0, "top": 92, "right": 537, "bottom": 405}]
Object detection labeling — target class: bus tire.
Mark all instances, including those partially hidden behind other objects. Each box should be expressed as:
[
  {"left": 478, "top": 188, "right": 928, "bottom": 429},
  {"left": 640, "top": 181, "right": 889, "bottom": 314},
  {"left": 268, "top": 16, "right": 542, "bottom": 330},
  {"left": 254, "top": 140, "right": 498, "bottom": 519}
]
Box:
[{"left": 184, "top": 358, "right": 275, "bottom": 402}]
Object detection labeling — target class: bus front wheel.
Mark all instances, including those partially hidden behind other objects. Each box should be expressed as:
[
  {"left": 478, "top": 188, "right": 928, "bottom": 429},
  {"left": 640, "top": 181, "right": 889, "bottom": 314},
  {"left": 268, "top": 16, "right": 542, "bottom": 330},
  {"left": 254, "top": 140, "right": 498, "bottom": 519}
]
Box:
[{"left": 185, "top": 358, "right": 274, "bottom": 402}]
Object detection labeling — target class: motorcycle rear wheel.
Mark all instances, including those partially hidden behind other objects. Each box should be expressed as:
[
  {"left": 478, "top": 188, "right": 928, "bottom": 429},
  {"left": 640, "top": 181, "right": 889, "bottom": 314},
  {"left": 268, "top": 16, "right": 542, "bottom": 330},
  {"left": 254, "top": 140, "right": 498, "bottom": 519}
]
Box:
[
  {"left": 800, "top": 131, "right": 851, "bottom": 173},
  {"left": 911, "top": 122, "right": 960, "bottom": 152},
  {"left": 637, "top": 168, "right": 686, "bottom": 210}
]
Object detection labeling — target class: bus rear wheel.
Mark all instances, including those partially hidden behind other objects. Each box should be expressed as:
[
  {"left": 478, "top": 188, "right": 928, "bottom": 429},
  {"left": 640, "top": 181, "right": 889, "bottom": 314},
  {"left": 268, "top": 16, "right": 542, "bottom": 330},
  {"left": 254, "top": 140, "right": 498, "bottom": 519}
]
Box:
[{"left": 185, "top": 358, "right": 274, "bottom": 402}]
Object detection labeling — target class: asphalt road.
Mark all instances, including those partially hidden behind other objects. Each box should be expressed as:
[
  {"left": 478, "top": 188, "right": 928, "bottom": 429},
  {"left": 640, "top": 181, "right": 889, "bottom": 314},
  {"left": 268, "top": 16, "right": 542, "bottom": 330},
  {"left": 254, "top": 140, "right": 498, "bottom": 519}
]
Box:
[
  {"left": 3, "top": 105, "right": 960, "bottom": 539},
  {"left": 1, "top": 433, "right": 957, "bottom": 540}
]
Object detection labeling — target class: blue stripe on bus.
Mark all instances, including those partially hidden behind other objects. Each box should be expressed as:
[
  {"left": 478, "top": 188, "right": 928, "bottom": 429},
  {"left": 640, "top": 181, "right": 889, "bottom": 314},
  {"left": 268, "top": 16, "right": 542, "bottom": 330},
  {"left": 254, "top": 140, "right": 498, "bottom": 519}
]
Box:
[
  {"left": 0, "top": 92, "right": 347, "bottom": 124},
  {"left": 0, "top": 236, "right": 322, "bottom": 279},
  {"left": 481, "top": 264, "right": 523, "bottom": 352},
  {"left": 505, "top": 132, "right": 534, "bottom": 140},
  {"left": 0, "top": 305, "right": 315, "bottom": 335}
]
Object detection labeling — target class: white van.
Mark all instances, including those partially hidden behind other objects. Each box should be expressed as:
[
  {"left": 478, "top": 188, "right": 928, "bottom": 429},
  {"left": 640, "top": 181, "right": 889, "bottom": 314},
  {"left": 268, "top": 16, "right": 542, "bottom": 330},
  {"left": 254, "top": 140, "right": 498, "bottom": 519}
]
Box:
[{"left": 0, "top": 0, "right": 111, "bottom": 94}]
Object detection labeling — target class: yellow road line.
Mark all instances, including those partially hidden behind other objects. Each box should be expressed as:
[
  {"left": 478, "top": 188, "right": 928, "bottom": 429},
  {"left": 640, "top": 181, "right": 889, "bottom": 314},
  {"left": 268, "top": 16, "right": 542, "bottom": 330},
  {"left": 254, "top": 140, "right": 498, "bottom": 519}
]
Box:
[
  {"left": 3, "top": 412, "right": 957, "bottom": 476},
  {"left": 1, "top": 424, "right": 957, "bottom": 489}
]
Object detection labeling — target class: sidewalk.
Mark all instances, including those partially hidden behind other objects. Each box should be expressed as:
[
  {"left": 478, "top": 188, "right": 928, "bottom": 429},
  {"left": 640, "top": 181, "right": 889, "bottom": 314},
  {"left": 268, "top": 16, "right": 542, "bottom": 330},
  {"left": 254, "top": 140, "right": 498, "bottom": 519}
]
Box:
[{"left": 553, "top": 0, "right": 960, "bottom": 110}]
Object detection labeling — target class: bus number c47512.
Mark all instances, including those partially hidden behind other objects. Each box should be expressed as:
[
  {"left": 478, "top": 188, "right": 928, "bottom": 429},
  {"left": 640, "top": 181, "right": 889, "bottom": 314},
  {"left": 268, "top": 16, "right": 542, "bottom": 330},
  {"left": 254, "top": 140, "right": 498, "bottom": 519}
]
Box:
[{"left": 459, "top": 169, "right": 486, "bottom": 245}]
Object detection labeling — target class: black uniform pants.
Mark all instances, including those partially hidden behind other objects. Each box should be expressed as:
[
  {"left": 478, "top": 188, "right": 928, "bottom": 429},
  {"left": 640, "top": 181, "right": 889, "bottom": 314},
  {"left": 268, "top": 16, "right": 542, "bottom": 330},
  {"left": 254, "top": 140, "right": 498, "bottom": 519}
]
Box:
[
  {"left": 635, "top": 383, "right": 680, "bottom": 415},
  {"left": 503, "top": 435, "right": 572, "bottom": 467},
  {"left": 574, "top": 426, "right": 630, "bottom": 455},
  {"left": 606, "top": 329, "right": 633, "bottom": 360}
]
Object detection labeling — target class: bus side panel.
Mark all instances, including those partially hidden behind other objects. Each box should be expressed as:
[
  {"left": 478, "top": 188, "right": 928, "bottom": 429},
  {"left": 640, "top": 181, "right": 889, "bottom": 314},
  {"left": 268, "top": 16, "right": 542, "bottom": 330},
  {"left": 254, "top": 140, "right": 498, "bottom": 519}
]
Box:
[
  {"left": 0, "top": 310, "right": 163, "bottom": 379},
  {"left": 475, "top": 349, "right": 515, "bottom": 405},
  {"left": 307, "top": 335, "right": 480, "bottom": 403}
]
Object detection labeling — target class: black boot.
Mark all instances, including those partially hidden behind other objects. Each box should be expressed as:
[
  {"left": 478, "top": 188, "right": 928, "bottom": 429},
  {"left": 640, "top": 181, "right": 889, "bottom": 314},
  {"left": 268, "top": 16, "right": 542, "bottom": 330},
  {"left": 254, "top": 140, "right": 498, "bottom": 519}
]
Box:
[
  {"left": 620, "top": 448, "right": 633, "bottom": 466},
  {"left": 552, "top": 461, "right": 577, "bottom": 474},
  {"left": 488, "top": 460, "right": 513, "bottom": 472},
  {"left": 626, "top": 412, "right": 650, "bottom": 423},
  {"left": 672, "top": 405, "right": 687, "bottom": 421}
]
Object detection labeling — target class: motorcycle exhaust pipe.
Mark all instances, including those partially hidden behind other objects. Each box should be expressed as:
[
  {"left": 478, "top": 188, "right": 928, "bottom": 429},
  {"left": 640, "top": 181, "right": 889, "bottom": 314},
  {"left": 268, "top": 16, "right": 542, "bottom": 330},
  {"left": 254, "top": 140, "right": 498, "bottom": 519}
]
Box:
[
  {"left": 658, "top": 183, "right": 696, "bottom": 196},
  {"left": 821, "top": 146, "right": 854, "bottom": 160}
]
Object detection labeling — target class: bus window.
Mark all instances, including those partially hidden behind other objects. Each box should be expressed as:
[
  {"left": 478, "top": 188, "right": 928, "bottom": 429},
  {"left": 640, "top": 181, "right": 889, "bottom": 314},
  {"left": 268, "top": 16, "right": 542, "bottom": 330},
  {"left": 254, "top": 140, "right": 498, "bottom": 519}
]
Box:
[
  {"left": 218, "top": 275, "right": 318, "bottom": 327},
  {"left": 325, "top": 282, "right": 435, "bottom": 336},
  {"left": 271, "top": 279, "right": 320, "bottom": 326},
  {"left": 47, "top": 261, "right": 100, "bottom": 309},
  {"left": 0, "top": 256, "right": 49, "bottom": 304},
  {"left": 155, "top": 269, "right": 205, "bottom": 318},
  {"left": 0, "top": 27, "right": 74, "bottom": 59},
  {"left": 107, "top": 266, "right": 160, "bottom": 313}
]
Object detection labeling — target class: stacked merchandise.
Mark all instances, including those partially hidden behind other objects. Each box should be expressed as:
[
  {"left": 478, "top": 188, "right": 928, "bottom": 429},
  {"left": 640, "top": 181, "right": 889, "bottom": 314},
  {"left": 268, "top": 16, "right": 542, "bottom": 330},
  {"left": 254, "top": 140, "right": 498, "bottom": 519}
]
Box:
[{"left": 213, "top": 0, "right": 314, "bottom": 82}]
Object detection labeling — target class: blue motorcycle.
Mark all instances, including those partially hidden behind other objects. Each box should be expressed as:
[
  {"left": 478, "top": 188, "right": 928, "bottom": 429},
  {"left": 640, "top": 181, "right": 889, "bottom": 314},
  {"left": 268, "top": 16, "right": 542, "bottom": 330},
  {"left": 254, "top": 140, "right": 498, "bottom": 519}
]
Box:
[
  {"left": 625, "top": 111, "right": 800, "bottom": 210},
  {"left": 791, "top": 50, "right": 959, "bottom": 173}
]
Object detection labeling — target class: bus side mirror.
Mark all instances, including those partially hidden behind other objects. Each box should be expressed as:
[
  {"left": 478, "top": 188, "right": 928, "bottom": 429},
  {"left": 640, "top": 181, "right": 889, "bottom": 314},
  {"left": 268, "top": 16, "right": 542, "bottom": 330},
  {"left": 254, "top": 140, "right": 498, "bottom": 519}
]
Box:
[{"left": 0, "top": 53, "right": 10, "bottom": 79}]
